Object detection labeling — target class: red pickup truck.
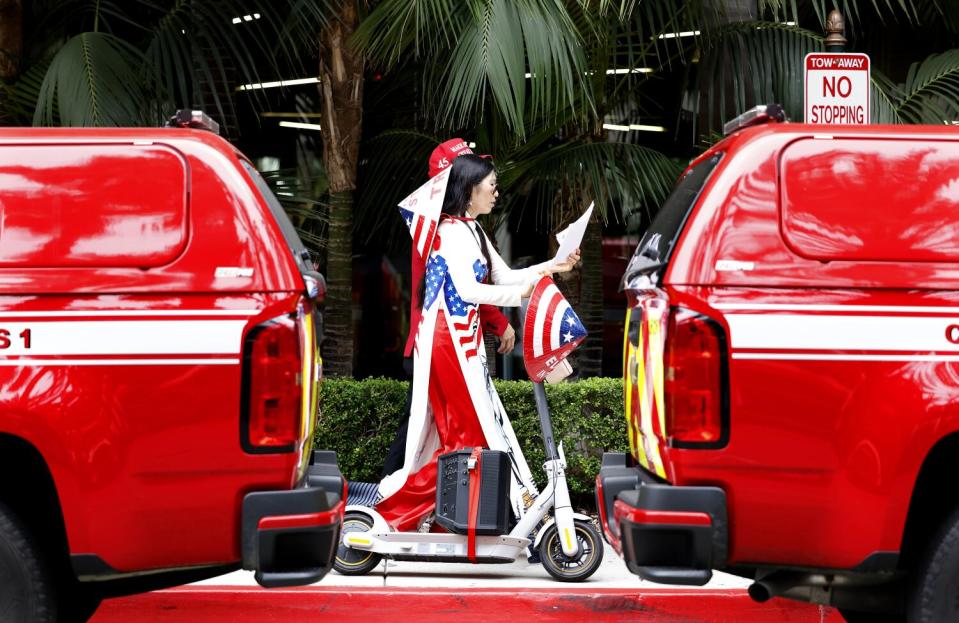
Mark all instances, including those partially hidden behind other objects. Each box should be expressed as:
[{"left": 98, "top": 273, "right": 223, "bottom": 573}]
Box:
[
  {"left": 597, "top": 106, "right": 959, "bottom": 623},
  {"left": 0, "top": 112, "right": 343, "bottom": 623}
]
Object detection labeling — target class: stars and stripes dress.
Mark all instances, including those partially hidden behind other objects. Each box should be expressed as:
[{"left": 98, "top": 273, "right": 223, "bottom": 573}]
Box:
[{"left": 375, "top": 216, "right": 556, "bottom": 531}]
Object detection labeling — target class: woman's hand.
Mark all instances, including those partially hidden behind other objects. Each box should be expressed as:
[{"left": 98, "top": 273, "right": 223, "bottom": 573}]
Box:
[
  {"left": 522, "top": 269, "right": 553, "bottom": 297},
  {"left": 551, "top": 248, "right": 581, "bottom": 274},
  {"left": 497, "top": 324, "right": 516, "bottom": 354}
]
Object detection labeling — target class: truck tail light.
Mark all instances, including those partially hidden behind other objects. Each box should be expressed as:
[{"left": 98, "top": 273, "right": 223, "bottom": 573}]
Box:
[
  {"left": 664, "top": 308, "right": 728, "bottom": 448},
  {"left": 242, "top": 313, "right": 302, "bottom": 452}
]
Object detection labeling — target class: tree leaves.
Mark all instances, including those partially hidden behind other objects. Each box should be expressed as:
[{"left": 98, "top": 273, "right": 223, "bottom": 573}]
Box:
[
  {"left": 501, "top": 140, "right": 681, "bottom": 231},
  {"left": 353, "top": 0, "right": 461, "bottom": 66},
  {"left": 880, "top": 49, "right": 959, "bottom": 124},
  {"left": 15, "top": 0, "right": 333, "bottom": 129},
  {"left": 34, "top": 32, "right": 150, "bottom": 127},
  {"left": 261, "top": 168, "right": 330, "bottom": 254},
  {"left": 693, "top": 22, "right": 824, "bottom": 131},
  {"left": 359, "top": 0, "right": 590, "bottom": 137},
  {"left": 667, "top": 15, "right": 959, "bottom": 130},
  {"left": 1, "top": 60, "right": 49, "bottom": 125},
  {"left": 353, "top": 129, "right": 441, "bottom": 248}
]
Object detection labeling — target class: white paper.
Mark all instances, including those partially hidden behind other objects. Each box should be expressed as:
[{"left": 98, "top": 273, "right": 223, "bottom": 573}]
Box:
[{"left": 554, "top": 202, "right": 593, "bottom": 263}]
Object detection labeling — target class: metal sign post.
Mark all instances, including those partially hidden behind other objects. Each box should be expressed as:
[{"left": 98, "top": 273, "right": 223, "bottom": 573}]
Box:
[{"left": 804, "top": 10, "right": 871, "bottom": 125}]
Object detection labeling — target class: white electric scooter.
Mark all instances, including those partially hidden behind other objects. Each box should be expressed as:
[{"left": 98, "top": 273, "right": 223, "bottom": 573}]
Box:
[{"left": 334, "top": 376, "right": 603, "bottom": 582}]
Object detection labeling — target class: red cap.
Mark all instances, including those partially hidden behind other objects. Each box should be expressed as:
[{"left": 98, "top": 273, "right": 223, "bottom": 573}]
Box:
[
  {"left": 428, "top": 138, "right": 491, "bottom": 178},
  {"left": 428, "top": 138, "right": 472, "bottom": 178}
]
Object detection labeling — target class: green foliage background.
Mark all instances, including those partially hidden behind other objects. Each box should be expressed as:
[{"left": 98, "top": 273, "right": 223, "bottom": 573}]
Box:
[{"left": 316, "top": 377, "right": 626, "bottom": 507}]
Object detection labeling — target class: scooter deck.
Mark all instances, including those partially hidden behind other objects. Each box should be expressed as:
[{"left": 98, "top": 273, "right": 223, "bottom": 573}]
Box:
[
  {"left": 344, "top": 530, "right": 531, "bottom": 561},
  {"left": 389, "top": 554, "right": 514, "bottom": 564}
]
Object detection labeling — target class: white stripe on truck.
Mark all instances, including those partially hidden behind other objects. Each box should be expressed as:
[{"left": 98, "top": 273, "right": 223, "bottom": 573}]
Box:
[
  {"left": 0, "top": 320, "right": 247, "bottom": 356},
  {"left": 726, "top": 314, "right": 959, "bottom": 353},
  {"left": 0, "top": 358, "right": 239, "bottom": 366},
  {"left": 733, "top": 353, "right": 959, "bottom": 362},
  {"left": 0, "top": 310, "right": 258, "bottom": 317}
]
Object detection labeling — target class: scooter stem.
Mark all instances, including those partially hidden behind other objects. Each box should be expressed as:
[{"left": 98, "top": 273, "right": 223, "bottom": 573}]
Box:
[
  {"left": 533, "top": 382, "right": 581, "bottom": 558},
  {"left": 533, "top": 382, "right": 558, "bottom": 462}
]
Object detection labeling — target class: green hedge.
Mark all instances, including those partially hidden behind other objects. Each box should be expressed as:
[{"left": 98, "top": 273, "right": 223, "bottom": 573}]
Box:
[{"left": 315, "top": 377, "right": 627, "bottom": 507}]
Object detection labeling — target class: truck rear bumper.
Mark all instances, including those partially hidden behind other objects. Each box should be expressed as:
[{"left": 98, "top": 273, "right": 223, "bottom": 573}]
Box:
[
  {"left": 240, "top": 451, "right": 345, "bottom": 588},
  {"left": 596, "top": 452, "right": 727, "bottom": 586}
]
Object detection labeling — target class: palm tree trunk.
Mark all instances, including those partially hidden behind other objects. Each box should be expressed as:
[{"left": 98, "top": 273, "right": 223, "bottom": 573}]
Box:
[
  {"left": 319, "top": 1, "right": 363, "bottom": 377},
  {"left": 0, "top": 0, "right": 22, "bottom": 79},
  {"left": 550, "top": 182, "right": 603, "bottom": 378}
]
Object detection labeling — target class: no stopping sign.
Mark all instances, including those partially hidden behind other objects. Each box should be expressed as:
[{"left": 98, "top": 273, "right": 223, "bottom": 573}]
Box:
[{"left": 804, "top": 53, "right": 870, "bottom": 125}]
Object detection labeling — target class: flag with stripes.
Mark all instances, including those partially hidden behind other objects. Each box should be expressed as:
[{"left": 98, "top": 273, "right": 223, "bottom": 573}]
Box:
[
  {"left": 398, "top": 166, "right": 450, "bottom": 263},
  {"left": 422, "top": 254, "right": 484, "bottom": 360},
  {"left": 523, "top": 277, "right": 587, "bottom": 381}
]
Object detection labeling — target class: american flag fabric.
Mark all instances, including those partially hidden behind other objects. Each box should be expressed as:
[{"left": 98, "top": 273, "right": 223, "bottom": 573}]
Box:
[
  {"left": 423, "top": 255, "right": 486, "bottom": 360},
  {"left": 398, "top": 167, "right": 450, "bottom": 262},
  {"left": 346, "top": 481, "right": 382, "bottom": 507},
  {"left": 523, "top": 277, "right": 587, "bottom": 381}
]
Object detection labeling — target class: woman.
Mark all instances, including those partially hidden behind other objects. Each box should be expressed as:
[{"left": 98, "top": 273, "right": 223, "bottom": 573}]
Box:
[{"left": 376, "top": 154, "right": 579, "bottom": 531}]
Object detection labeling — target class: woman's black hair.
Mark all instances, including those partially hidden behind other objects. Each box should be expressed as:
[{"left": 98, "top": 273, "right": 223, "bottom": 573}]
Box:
[
  {"left": 417, "top": 154, "right": 496, "bottom": 309},
  {"left": 440, "top": 154, "right": 495, "bottom": 218}
]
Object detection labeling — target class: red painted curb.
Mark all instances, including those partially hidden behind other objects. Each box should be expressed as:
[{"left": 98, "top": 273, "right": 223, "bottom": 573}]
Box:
[{"left": 91, "top": 586, "right": 844, "bottom": 623}]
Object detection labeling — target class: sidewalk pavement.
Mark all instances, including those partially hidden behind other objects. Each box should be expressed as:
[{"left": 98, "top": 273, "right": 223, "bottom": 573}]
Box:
[
  {"left": 191, "top": 541, "right": 752, "bottom": 589},
  {"left": 90, "top": 543, "right": 844, "bottom": 622}
]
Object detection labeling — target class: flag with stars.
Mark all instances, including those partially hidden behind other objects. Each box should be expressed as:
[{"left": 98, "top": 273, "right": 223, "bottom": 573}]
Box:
[
  {"left": 398, "top": 166, "right": 450, "bottom": 262},
  {"left": 422, "top": 255, "right": 485, "bottom": 360},
  {"left": 523, "top": 277, "right": 587, "bottom": 381}
]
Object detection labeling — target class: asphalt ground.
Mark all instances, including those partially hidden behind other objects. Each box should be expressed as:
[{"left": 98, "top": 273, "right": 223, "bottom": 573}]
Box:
[{"left": 90, "top": 542, "right": 843, "bottom": 622}]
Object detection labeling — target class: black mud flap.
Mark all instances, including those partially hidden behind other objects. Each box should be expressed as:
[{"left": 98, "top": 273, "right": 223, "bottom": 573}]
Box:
[
  {"left": 241, "top": 451, "right": 344, "bottom": 588},
  {"left": 616, "top": 484, "right": 727, "bottom": 586}
]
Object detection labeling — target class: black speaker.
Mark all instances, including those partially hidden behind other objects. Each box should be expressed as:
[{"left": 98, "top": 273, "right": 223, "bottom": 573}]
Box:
[{"left": 435, "top": 449, "right": 511, "bottom": 535}]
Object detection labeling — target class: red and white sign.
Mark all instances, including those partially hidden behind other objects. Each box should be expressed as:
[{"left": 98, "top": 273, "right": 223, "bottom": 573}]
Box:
[{"left": 804, "top": 53, "right": 870, "bottom": 125}]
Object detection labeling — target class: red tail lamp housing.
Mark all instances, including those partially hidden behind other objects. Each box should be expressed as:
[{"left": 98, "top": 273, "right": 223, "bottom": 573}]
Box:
[
  {"left": 665, "top": 308, "right": 729, "bottom": 448},
  {"left": 242, "top": 313, "right": 303, "bottom": 453}
]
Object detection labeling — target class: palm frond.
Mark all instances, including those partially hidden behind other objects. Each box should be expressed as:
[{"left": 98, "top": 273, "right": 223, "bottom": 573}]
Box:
[
  {"left": 18, "top": 0, "right": 331, "bottom": 129},
  {"left": 138, "top": 1, "right": 289, "bottom": 126},
  {"left": 352, "top": 0, "right": 462, "bottom": 67},
  {"left": 1, "top": 60, "right": 50, "bottom": 125},
  {"left": 358, "top": 0, "right": 592, "bottom": 137},
  {"left": 756, "top": 0, "right": 800, "bottom": 23},
  {"left": 34, "top": 32, "right": 150, "bottom": 126},
  {"left": 260, "top": 168, "right": 329, "bottom": 255},
  {"left": 802, "top": 0, "right": 918, "bottom": 28},
  {"left": 501, "top": 140, "right": 680, "bottom": 231},
  {"left": 575, "top": 0, "right": 636, "bottom": 22},
  {"left": 279, "top": 0, "right": 334, "bottom": 53},
  {"left": 891, "top": 49, "right": 959, "bottom": 124},
  {"left": 915, "top": 0, "right": 959, "bottom": 33},
  {"left": 452, "top": 0, "right": 592, "bottom": 136},
  {"left": 354, "top": 129, "right": 442, "bottom": 248},
  {"left": 870, "top": 68, "right": 904, "bottom": 123},
  {"left": 693, "top": 22, "right": 823, "bottom": 132},
  {"left": 26, "top": 0, "right": 102, "bottom": 41}
]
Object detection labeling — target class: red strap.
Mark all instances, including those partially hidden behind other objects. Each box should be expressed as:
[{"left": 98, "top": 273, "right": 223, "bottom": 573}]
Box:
[
  {"left": 467, "top": 447, "right": 483, "bottom": 562},
  {"left": 404, "top": 254, "right": 425, "bottom": 357}
]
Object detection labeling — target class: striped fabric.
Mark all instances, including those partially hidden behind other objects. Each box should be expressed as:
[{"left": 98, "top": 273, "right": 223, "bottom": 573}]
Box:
[
  {"left": 523, "top": 276, "right": 587, "bottom": 381},
  {"left": 347, "top": 481, "right": 382, "bottom": 507},
  {"left": 398, "top": 168, "right": 450, "bottom": 260}
]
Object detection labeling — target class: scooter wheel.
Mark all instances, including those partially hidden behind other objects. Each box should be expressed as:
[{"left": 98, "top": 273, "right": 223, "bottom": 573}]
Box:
[
  {"left": 334, "top": 512, "right": 382, "bottom": 576},
  {"left": 538, "top": 518, "right": 603, "bottom": 582}
]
